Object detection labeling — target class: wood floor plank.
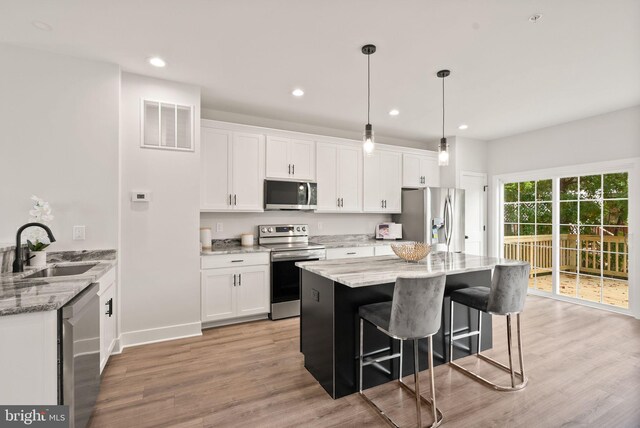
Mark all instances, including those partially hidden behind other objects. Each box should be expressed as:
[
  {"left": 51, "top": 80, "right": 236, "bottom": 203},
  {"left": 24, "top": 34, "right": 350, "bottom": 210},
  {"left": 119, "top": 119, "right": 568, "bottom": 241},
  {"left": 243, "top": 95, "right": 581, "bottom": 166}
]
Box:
[{"left": 89, "top": 296, "right": 640, "bottom": 427}]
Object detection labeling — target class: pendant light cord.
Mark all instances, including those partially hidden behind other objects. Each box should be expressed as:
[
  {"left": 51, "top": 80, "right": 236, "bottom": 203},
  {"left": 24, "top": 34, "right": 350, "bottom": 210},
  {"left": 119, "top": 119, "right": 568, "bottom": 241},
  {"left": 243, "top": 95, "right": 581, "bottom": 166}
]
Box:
[
  {"left": 442, "top": 76, "right": 445, "bottom": 138},
  {"left": 367, "top": 54, "right": 371, "bottom": 124}
]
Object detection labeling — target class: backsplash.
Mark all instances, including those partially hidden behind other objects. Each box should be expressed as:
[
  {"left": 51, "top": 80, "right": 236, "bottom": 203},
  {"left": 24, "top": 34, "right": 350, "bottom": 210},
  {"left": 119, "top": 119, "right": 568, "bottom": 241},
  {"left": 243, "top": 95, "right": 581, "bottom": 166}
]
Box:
[{"left": 200, "top": 212, "right": 391, "bottom": 239}]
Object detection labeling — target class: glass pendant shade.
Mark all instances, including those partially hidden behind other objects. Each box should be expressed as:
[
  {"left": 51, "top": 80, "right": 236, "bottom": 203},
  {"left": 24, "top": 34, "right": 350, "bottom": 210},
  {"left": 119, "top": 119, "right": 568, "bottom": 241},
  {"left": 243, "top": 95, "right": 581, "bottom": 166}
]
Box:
[
  {"left": 363, "top": 123, "right": 375, "bottom": 155},
  {"left": 438, "top": 137, "right": 449, "bottom": 166}
]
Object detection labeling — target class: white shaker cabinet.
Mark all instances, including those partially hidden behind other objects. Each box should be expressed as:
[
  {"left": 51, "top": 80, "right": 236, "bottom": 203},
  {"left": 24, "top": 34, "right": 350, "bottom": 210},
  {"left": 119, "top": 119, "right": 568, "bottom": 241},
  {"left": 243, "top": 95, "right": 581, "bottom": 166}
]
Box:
[
  {"left": 201, "top": 254, "right": 269, "bottom": 325},
  {"left": 201, "top": 127, "right": 265, "bottom": 211},
  {"left": 363, "top": 150, "right": 402, "bottom": 213},
  {"left": 266, "top": 136, "right": 315, "bottom": 180},
  {"left": 402, "top": 153, "right": 440, "bottom": 188},
  {"left": 316, "top": 142, "right": 362, "bottom": 212},
  {"left": 98, "top": 267, "right": 117, "bottom": 373}
]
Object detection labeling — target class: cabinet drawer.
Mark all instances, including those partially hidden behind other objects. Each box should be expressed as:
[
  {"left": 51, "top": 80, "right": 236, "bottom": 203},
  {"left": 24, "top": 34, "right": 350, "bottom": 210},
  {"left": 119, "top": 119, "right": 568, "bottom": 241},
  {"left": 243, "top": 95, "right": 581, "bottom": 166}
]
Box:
[
  {"left": 201, "top": 253, "right": 269, "bottom": 269},
  {"left": 326, "top": 246, "right": 375, "bottom": 260},
  {"left": 374, "top": 245, "right": 396, "bottom": 256},
  {"left": 97, "top": 267, "right": 116, "bottom": 295}
]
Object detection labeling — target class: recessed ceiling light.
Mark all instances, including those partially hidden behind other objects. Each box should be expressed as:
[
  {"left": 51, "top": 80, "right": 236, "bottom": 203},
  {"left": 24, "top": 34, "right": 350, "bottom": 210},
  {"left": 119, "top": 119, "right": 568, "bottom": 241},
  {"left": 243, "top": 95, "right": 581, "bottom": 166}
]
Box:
[
  {"left": 528, "top": 13, "right": 542, "bottom": 23},
  {"left": 32, "top": 20, "right": 52, "bottom": 31},
  {"left": 292, "top": 88, "right": 304, "bottom": 97},
  {"left": 458, "top": 124, "right": 468, "bottom": 130},
  {"left": 389, "top": 109, "right": 400, "bottom": 116},
  {"left": 148, "top": 57, "right": 166, "bottom": 68}
]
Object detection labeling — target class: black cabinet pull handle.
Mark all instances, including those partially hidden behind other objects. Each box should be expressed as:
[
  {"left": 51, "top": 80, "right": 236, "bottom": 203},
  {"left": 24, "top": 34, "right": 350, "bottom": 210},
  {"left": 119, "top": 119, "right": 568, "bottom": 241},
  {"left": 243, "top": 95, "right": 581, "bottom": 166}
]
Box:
[
  {"left": 288, "top": 164, "right": 291, "bottom": 174},
  {"left": 105, "top": 298, "right": 113, "bottom": 317},
  {"left": 234, "top": 194, "right": 237, "bottom": 205},
  {"left": 233, "top": 274, "right": 236, "bottom": 286},
  {"left": 231, "top": 260, "right": 244, "bottom": 263},
  {"left": 238, "top": 273, "right": 242, "bottom": 286},
  {"left": 292, "top": 164, "right": 295, "bottom": 175},
  {"left": 229, "top": 194, "right": 232, "bottom": 205},
  {"left": 347, "top": 252, "right": 356, "bottom": 255}
]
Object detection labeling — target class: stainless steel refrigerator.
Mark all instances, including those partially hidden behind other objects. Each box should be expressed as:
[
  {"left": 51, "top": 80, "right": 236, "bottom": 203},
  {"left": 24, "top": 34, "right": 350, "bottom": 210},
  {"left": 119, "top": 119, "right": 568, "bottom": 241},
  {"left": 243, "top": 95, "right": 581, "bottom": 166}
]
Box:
[{"left": 393, "top": 187, "right": 465, "bottom": 253}]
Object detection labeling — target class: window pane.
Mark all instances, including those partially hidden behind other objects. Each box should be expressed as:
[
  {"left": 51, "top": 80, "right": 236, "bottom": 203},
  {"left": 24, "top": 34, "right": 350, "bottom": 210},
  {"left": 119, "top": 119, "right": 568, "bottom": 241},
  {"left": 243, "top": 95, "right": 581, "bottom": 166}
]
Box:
[
  {"left": 504, "top": 224, "right": 518, "bottom": 237},
  {"left": 603, "top": 172, "right": 628, "bottom": 199},
  {"left": 560, "top": 231, "right": 577, "bottom": 249},
  {"left": 537, "top": 224, "right": 552, "bottom": 236},
  {"left": 504, "top": 204, "right": 518, "bottom": 223},
  {"left": 560, "top": 201, "right": 578, "bottom": 224},
  {"left": 176, "top": 105, "right": 192, "bottom": 149},
  {"left": 160, "top": 103, "right": 176, "bottom": 147},
  {"left": 579, "top": 201, "right": 602, "bottom": 225},
  {"left": 577, "top": 274, "right": 601, "bottom": 303},
  {"left": 579, "top": 250, "right": 601, "bottom": 276},
  {"left": 602, "top": 252, "right": 628, "bottom": 277},
  {"left": 560, "top": 177, "right": 578, "bottom": 200},
  {"left": 578, "top": 230, "right": 601, "bottom": 251},
  {"left": 519, "top": 181, "right": 535, "bottom": 202},
  {"left": 559, "top": 272, "right": 577, "bottom": 297},
  {"left": 519, "top": 203, "right": 535, "bottom": 223},
  {"left": 536, "top": 202, "right": 552, "bottom": 223},
  {"left": 603, "top": 200, "right": 628, "bottom": 226},
  {"left": 519, "top": 224, "right": 535, "bottom": 236},
  {"left": 602, "top": 278, "right": 628, "bottom": 309},
  {"left": 536, "top": 179, "right": 552, "bottom": 201},
  {"left": 579, "top": 175, "right": 602, "bottom": 200},
  {"left": 602, "top": 227, "right": 628, "bottom": 253},
  {"left": 560, "top": 249, "right": 578, "bottom": 272},
  {"left": 504, "top": 182, "right": 519, "bottom": 202}
]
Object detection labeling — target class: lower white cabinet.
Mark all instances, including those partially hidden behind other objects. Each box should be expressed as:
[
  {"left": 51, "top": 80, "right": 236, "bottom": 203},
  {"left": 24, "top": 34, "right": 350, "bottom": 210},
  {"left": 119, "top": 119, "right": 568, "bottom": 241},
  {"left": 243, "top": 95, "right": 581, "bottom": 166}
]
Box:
[
  {"left": 374, "top": 245, "right": 396, "bottom": 256},
  {"left": 201, "top": 255, "right": 269, "bottom": 324},
  {"left": 98, "top": 267, "right": 117, "bottom": 373}
]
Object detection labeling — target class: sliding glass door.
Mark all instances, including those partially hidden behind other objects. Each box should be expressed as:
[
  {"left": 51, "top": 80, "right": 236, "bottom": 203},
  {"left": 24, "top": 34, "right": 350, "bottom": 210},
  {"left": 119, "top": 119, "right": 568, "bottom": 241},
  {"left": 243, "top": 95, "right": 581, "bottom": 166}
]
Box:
[{"left": 501, "top": 173, "right": 629, "bottom": 310}]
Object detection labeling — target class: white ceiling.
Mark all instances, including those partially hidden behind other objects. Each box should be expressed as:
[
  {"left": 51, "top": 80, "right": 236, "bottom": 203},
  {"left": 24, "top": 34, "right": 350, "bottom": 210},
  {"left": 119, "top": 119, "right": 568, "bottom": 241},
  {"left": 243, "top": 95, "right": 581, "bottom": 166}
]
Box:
[{"left": 1, "top": 0, "right": 639, "bottom": 142}]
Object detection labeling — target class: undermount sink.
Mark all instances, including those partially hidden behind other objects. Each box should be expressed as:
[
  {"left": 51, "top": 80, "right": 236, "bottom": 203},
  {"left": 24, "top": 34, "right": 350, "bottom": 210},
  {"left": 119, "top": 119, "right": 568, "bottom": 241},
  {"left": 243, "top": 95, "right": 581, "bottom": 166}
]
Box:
[{"left": 24, "top": 263, "right": 98, "bottom": 279}]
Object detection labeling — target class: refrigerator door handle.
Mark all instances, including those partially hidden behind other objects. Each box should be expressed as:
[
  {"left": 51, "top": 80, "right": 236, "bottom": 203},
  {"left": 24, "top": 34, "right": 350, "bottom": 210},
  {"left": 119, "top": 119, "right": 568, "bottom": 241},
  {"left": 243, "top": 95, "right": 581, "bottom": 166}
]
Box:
[{"left": 444, "top": 195, "right": 453, "bottom": 249}]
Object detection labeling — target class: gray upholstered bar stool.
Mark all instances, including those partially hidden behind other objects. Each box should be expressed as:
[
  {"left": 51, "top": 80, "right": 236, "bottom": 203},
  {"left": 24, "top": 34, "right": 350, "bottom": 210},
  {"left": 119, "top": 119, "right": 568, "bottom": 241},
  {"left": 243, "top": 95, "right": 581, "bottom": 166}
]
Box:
[
  {"left": 448, "top": 262, "right": 530, "bottom": 391},
  {"left": 358, "top": 273, "right": 446, "bottom": 428}
]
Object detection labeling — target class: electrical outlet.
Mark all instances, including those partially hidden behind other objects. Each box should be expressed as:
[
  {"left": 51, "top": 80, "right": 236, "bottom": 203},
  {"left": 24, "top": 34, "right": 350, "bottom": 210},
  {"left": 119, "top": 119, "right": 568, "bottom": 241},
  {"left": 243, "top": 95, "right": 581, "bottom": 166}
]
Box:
[
  {"left": 73, "top": 225, "right": 86, "bottom": 241},
  {"left": 317, "top": 222, "right": 323, "bottom": 231},
  {"left": 216, "top": 223, "right": 223, "bottom": 232}
]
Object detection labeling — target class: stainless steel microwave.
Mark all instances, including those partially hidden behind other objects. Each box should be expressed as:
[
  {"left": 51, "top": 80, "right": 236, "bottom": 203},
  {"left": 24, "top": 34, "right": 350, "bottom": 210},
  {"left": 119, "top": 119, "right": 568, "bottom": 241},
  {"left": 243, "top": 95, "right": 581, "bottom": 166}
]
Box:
[{"left": 264, "top": 180, "right": 317, "bottom": 210}]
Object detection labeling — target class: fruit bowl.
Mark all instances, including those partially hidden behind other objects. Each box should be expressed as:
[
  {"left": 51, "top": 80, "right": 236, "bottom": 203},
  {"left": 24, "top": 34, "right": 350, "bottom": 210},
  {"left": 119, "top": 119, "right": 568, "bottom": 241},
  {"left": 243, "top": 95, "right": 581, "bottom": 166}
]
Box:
[{"left": 391, "top": 242, "right": 432, "bottom": 262}]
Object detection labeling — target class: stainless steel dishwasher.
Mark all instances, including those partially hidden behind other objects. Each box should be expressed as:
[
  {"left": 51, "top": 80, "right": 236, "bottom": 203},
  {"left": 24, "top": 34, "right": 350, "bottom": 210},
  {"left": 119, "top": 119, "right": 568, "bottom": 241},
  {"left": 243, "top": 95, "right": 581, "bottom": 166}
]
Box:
[{"left": 59, "top": 282, "right": 100, "bottom": 428}]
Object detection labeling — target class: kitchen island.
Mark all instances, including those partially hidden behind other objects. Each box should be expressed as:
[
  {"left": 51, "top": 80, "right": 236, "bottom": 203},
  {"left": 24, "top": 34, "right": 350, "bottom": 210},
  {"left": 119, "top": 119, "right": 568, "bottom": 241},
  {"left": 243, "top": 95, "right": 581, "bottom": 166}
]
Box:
[{"left": 296, "top": 252, "right": 514, "bottom": 398}]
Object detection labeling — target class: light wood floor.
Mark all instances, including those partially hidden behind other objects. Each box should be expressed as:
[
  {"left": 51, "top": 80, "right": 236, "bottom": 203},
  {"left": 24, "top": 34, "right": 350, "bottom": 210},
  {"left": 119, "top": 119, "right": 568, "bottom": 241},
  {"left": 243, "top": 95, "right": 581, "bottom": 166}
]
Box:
[{"left": 89, "top": 296, "right": 640, "bottom": 428}]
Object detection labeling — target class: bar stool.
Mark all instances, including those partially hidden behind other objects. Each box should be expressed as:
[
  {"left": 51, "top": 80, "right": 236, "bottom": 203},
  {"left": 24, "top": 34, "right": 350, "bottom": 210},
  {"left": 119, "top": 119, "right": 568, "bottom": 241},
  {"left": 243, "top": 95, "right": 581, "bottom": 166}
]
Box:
[
  {"left": 448, "top": 262, "right": 530, "bottom": 391},
  {"left": 358, "top": 273, "right": 446, "bottom": 428}
]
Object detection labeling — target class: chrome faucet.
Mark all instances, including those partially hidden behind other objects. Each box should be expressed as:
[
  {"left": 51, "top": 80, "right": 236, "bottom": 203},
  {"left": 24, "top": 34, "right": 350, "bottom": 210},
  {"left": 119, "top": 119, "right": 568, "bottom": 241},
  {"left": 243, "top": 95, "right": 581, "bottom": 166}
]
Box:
[{"left": 13, "top": 222, "right": 56, "bottom": 273}]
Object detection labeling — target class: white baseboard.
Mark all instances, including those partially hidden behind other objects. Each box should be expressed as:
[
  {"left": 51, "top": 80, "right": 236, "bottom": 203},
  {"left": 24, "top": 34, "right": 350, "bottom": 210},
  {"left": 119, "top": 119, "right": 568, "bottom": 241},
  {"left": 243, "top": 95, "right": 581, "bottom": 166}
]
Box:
[{"left": 120, "top": 321, "right": 202, "bottom": 349}]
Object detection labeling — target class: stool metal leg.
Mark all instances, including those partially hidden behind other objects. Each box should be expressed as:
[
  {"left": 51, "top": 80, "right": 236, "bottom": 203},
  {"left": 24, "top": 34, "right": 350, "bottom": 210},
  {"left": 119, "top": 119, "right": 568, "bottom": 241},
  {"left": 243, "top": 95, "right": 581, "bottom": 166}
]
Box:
[
  {"left": 449, "top": 299, "right": 454, "bottom": 362},
  {"left": 399, "top": 339, "right": 403, "bottom": 381},
  {"left": 428, "top": 336, "right": 437, "bottom": 425},
  {"left": 449, "top": 309, "right": 528, "bottom": 392},
  {"left": 413, "top": 339, "right": 422, "bottom": 428},
  {"left": 477, "top": 309, "right": 482, "bottom": 355},
  {"left": 506, "top": 314, "right": 515, "bottom": 388},
  {"left": 359, "top": 318, "right": 364, "bottom": 394}
]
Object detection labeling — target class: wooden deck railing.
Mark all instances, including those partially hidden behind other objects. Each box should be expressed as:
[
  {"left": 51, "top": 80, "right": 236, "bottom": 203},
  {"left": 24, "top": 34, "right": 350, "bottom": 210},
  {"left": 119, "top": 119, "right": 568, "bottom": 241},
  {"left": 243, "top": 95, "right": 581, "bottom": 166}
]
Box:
[{"left": 503, "top": 234, "right": 628, "bottom": 279}]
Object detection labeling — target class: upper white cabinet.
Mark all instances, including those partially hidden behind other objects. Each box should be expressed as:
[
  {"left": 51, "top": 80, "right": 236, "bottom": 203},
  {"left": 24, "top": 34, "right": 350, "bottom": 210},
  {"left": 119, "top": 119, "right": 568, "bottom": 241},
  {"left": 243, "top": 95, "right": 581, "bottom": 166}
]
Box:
[
  {"left": 402, "top": 153, "right": 439, "bottom": 188},
  {"left": 201, "top": 126, "right": 265, "bottom": 211},
  {"left": 316, "top": 142, "right": 362, "bottom": 212},
  {"left": 363, "top": 150, "right": 402, "bottom": 213},
  {"left": 266, "top": 136, "right": 315, "bottom": 180}
]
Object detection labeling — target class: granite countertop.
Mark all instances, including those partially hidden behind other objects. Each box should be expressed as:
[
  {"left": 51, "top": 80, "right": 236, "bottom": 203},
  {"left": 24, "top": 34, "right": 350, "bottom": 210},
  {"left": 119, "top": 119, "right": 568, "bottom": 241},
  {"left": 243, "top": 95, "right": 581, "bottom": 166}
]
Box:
[
  {"left": 309, "top": 234, "right": 413, "bottom": 249},
  {"left": 201, "top": 239, "right": 270, "bottom": 256},
  {"left": 296, "top": 252, "right": 518, "bottom": 288},
  {"left": 0, "top": 250, "right": 117, "bottom": 316}
]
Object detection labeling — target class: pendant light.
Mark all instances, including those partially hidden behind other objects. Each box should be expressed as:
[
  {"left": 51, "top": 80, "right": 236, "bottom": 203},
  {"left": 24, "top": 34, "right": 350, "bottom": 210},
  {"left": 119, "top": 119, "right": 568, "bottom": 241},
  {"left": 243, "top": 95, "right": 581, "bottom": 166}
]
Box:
[
  {"left": 362, "top": 44, "right": 376, "bottom": 155},
  {"left": 437, "top": 69, "right": 450, "bottom": 166}
]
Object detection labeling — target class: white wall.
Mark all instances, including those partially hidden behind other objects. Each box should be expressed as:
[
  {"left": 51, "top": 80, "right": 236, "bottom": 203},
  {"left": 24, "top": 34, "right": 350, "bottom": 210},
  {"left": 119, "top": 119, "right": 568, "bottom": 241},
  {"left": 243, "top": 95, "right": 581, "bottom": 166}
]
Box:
[
  {"left": 0, "top": 44, "right": 119, "bottom": 250},
  {"left": 119, "top": 73, "right": 201, "bottom": 346},
  {"left": 201, "top": 212, "right": 391, "bottom": 240},
  {"left": 487, "top": 106, "right": 640, "bottom": 256},
  {"left": 202, "top": 108, "right": 437, "bottom": 151},
  {"left": 438, "top": 136, "right": 488, "bottom": 188}
]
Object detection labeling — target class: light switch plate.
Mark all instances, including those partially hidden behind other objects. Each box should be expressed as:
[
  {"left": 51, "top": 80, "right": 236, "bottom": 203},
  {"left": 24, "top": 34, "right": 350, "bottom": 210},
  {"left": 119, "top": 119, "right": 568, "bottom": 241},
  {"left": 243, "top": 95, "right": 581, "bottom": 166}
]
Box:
[
  {"left": 73, "top": 225, "right": 86, "bottom": 241},
  {"left": 216, "top": 223, "right": 223, "bottom": 232}
]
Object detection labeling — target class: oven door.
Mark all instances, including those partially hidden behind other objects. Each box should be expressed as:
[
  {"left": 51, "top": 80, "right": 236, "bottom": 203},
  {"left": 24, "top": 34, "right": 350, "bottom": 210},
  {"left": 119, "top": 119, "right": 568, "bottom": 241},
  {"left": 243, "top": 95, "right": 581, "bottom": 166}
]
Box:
[
  {"left": 271, "top": 250, "right": 325, "bottom": 303},
  {"left": 264, "top": 180, "right": 317, "bottom": 210}
]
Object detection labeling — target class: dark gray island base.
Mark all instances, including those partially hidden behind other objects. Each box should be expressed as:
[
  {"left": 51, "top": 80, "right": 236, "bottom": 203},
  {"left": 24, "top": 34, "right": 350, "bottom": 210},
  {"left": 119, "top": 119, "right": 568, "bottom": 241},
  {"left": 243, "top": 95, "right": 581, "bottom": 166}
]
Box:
[{"left": 297, "top": 253, "right": 514, "bottom": 399}]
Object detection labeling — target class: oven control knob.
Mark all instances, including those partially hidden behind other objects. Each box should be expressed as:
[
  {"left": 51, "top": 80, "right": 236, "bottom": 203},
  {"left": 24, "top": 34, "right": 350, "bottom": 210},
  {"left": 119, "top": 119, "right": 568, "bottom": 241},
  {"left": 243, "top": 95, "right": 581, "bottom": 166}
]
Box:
[
  {"left": 268, "top": 227, "right": 273, "bottom": 233},
  {"left": 261, "top": 227, "right": 267, "bottom": 233},
  {"left": 302, "top": 226, "right": 306, "bottom": 231},
  {"left": 296, "top": 227, "right": 301, "bottom": 231}
]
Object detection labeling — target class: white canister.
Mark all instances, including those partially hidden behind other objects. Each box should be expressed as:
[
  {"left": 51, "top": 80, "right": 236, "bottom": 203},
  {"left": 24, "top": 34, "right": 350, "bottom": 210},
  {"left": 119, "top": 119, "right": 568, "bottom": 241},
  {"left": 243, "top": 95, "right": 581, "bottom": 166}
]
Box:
[
  {"left": 29, "top": 251, "right": 47, "bottom": 267},
  {"left": 241, "top": 233, "right": 254, "bottom": 247},
  {"left": 200, "top": 228, "right": 212, "bottom": 250}
]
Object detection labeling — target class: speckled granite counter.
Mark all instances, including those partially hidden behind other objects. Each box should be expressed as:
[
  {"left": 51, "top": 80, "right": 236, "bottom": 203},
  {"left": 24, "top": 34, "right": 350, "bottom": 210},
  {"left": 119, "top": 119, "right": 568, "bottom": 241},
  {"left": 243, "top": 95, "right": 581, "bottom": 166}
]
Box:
[
  {"left": 297, "top": 252, "right": 516, "bottom": 288},
  {"left": 0, "top": 253, "right": 117, "bottom": 316},
  {"left": 201, "top": 239, "right": 270, "bottom": 256},
  {"left": 309, "top": 234, "right": 411, "bottom": 249}
]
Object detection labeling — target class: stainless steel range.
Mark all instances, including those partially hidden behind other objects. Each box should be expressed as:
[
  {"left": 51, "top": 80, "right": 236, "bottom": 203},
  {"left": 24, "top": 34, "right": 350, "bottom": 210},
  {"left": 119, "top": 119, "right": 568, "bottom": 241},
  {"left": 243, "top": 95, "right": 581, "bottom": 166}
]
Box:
[{"left": 259, "top": 224, "right": 325, "bottom": 320}]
